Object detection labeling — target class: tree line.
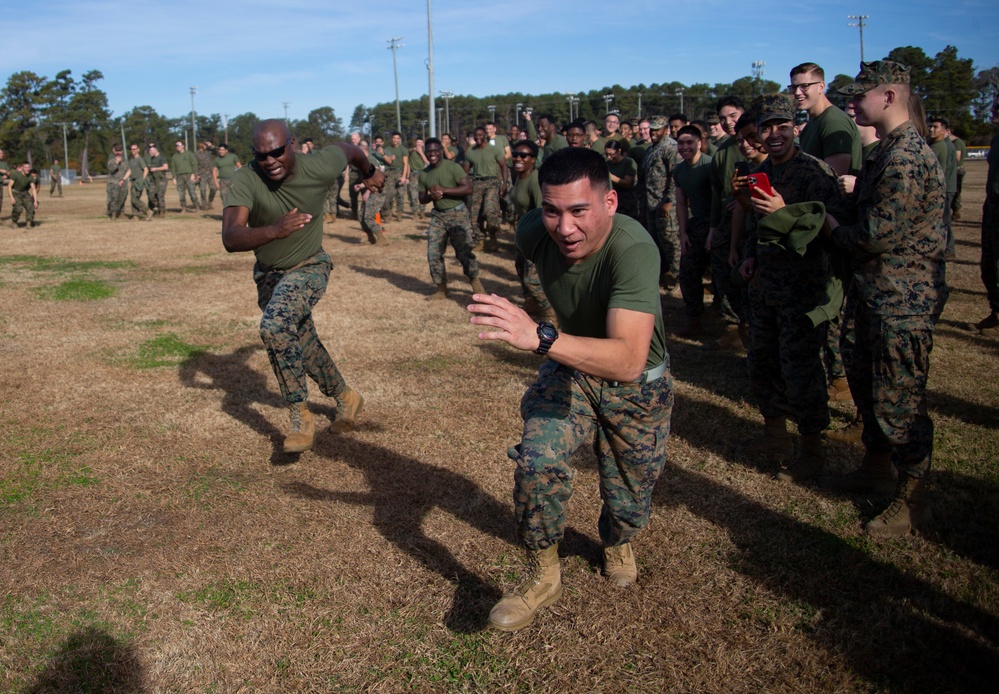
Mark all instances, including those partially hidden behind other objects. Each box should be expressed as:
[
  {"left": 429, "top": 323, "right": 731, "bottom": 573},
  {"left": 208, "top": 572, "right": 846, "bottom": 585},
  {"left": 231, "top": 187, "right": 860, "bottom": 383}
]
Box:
[{"left": 2, "top": 45, "right": 995, "bottom": 176}]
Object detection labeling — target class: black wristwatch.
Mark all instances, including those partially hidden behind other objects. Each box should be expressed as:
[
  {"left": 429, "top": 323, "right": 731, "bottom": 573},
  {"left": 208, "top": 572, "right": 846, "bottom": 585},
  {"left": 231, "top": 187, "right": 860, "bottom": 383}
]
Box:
[
  {"left": 535, "top": 322, "right": 559, "bottom": 355},
  {"left": 364, "top": 163, "right": 377, "bottom": 178}
]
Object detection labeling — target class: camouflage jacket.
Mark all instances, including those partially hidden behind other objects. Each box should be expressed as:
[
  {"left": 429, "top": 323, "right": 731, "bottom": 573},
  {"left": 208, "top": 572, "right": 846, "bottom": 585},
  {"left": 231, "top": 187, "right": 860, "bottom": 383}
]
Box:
[
  {"left": 831, "top": 121, "right": 948, "bottom": 316},
  {"left": 196, "top": 148, "right": 216, "bottom": 177},
  {"left": 642, "top": 138, "right": 682, "bottom": 213}
]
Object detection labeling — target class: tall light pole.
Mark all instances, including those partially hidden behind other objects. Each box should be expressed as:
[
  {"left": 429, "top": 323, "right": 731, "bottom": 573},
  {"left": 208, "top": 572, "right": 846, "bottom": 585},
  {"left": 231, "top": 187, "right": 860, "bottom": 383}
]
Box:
[
  {"left": 58, "top": 122, "right": 69, "bottom": 179},
  {"left": 565, "top": 93, "right": 576, "bottom": 121},
  {"left": 387, "top": 36, "right": 405, "bottom": 132},
  {"left": 427, "top": 0, "right": 436, "bottom": 138},
  {"left": 190, "top": 86, "right": 198, "bottom": 150},
  {"left": 751, "top": 60, "right": 766, "bottom": 94},
  {"left": 418, "top": 119, "right": 427, "bottom": 139},
  {"left": 603, "top": 93, "right": 615, "bottom": 115},
  {"left": 437, "top": 107, "right": 444, "bottom": 136},
  {"left": 488, "top": 105, "right": 496, "bottom": 123},
  {"left": 283, "top": 102, "right": 290, "bottom": 125},
  {"left": 515, "top": 102, "right": 523, "bottom": 125},
  {"left": 675, "top": 88, "right": 684, "bottom": 114},
  {"left": 222, "top": 114, "right": 229, "bottom": 144},
  {"left": 440, "top": 90, "right": 454, "bottom": 135},
  {"left": 637, "top": 92, "right": 643, "bottom": 118},
  {"left": 848, "top": 15, "right": 869, "bottom": 63}
]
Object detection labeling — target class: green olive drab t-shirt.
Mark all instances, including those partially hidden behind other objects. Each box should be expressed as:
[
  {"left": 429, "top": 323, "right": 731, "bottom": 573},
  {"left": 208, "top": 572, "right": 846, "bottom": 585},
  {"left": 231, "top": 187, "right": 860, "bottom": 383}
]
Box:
[
  {"left": 511, "top": 170, "right": 541, "bottom": 214},
  {"left": 214, "top": 152, "right": 241, "bottom": 179},
  {"left": 382, "top": 145, "right": 409, "bottom": 170},
  {"left": 516, "top": 208, "right": 666, "bottom": 371},
  {"left": 674, "top": 153, "right": 714, "bottom": 220},
  {"left": 418, "top": 161, "right": 468, "bottom": 211},
  {"left": 226, "top": 146, "right": 348, "bottom": 270},
  {"left": 465, "top": 145, "right": 504, "bottom": 179},
  {"left": 798, "top": 105, "right": 863, "bottom": 175}
]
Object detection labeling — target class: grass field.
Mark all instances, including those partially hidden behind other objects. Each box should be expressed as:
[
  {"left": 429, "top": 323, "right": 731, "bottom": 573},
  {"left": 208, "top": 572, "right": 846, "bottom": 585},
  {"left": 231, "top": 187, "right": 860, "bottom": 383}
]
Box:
[{"left": 1, "top": 163, "right": 997, "bottom": 692}]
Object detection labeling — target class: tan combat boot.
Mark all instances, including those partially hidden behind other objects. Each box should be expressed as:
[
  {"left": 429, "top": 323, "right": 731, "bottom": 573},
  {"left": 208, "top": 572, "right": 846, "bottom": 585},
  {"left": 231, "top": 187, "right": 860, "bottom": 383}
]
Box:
[
  {"left": 427, "top": 283, "right": 448, "bottom": 301},
  {"left": 741, "top": 416, "right": 794, "bottom": 458},
  {"left": 488, "top": 545, "right": 562, "bottom": 631},
  {"left": 776, "top": 432, "right": 825, "bottom": 484},
  {"left": 603, "top": 543, "right": 638, "bottom": 588},
  {"left": 332, "top": 386, "right": 364, "bottom": 433},
  {"left": 864, "top": 475, "right": 931, "bottom": 536},
  {"left": 702, "top": 323, "right": 745, "bottom": 352},
  {"left": 829, "top": 451, "right": 895, "bottom": 495},
  {"left": 975, "top": 312, "right": 999, "bottom": 337},
  {"left": 827, "top": 377, "right": 853, "bottom": 403},
  {"left": 144, "top": 208, "right": 154, "bottom": 221},
  {"left": 470, "top": 277, "right": 485, "bottom": 295},
  {"left": 283, "top": 402, "right": 315, "bottom": 453},
  {"left": 375, "top": 231, "right": 391, "bottom": 245},
  {"left": 826, "top": 416, "right": 864, "bottom": 445}
]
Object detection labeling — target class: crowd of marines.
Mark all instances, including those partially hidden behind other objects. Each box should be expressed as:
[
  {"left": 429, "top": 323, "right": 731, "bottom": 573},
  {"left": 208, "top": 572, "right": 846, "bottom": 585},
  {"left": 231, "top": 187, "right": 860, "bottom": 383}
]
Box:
[{"left": 3, "top": 58, "right": 999, "bottom": 631}]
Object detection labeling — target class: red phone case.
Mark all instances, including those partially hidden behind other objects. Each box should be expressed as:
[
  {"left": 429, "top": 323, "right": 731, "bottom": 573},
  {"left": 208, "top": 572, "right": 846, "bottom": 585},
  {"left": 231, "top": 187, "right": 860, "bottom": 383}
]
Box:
[{"left": 748, "top": 172, "right": 774, "bottom": 197}]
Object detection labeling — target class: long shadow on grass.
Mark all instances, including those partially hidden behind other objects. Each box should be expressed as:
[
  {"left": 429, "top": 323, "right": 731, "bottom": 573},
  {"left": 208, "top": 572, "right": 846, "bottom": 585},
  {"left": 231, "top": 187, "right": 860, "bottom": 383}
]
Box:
[
  {"left": 26, "top": 626, "right": 144, "bottom": 693},
  {"left": 927, "top": 388, "right": 999, "bottom": 430},
  {"left": 653, "top": 463, "right": 999, "bottom": 690},
  {"left": 349, "top": 263, "right": 430, "bottom": 296},
  {"left": 178, "top": 345, "right": 338, "bottom": 463},
  {"left": 282, "top": 436, "right": 520, "bottom": 634}
]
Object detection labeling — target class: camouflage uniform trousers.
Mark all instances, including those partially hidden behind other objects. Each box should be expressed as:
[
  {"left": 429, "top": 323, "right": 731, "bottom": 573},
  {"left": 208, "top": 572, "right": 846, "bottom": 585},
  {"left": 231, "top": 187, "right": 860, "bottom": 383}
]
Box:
[
  {"left": 747, "top": 292, "right": 830, "bottom": 435},
  {"left": 512, "top": 359, "right": 674, "bottom": 550},
  {"left": 11, "top": 191, "right": 36, "bottom": 225},
  {"left": 380, "top": 169, "right": 405, "bottom": 218},
  {"left": 129, "top": 182, "right": 150, "bottom": 216},
  {"left": 515, "top": 253, "right": 552, "bottom": 316},
  {"left": 324, "top": 182, "right": 338, "bottom": 218},
  {"left": 953, "top": 166, "right": 965, "bottom": 214},
  {"left": 148, "top": 179, "right": 168, "bottom": 214},
  {"left": 711, "top": 207, "right": 746, "bottom": 324},
  {"left": 426, "top": 206, "right": 479, "bottom": 285},
  {"left": 982, "top": 197, "right": 999, "bottom": 313},
  {"left": 176, "top": 175, "right": 199, "bottom": 210},
  {"left": 218, "top": 178, "right": 233, "bottom": 207},
  {"left": 646, "top": 208, "right": 680, "bottom": 283},
  {"left": 943, "top": 192, "right": 956, "bottom": 256},
  {"left": 470, "top": 177, "right": 502, "bottom": 240},
  {"left": 823, "top": 315, "right": 846, "bottom": 381},
  {"left": 851, "top": 312, "right": 936, "bottom": 479},
  {"left": 407, "top": 177, "right": 423, "bottom": 215},
  {"left": 253, "top": 249, "right": 346, "bottom": 405},
  {"left": 679, "top": 217, "right": 712, "bottom": 317},
  {"left": 105, "top": 180, "right": 127, "bottom": 216},
  {"left": 197, "top": 175, "right": 218, "bottom": 208},
  {"left": 49, "top": 176, "right": 62, "bottom": 197},
  {"left": 360, "top": 190, "right": 386, "bottom": 239}
]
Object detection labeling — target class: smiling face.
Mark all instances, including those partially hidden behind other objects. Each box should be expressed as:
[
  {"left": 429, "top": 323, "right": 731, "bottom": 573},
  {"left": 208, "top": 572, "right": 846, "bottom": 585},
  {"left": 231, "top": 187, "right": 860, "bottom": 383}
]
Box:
[
  {"left": 541, "top": 178, "right": 617, "bottom": 264},
  {"left": 719, "top": 106, "right": 743, "bottom": 137},
  {"left": 473, "top": 129, "right": 487, "bottom": 147},
  {"left": 425, "top": 141, "right": 443, "bottom": 166},
  {"left": 757, "top": 119, "right": 797, "bottom": 164},
  {"left": 790, "top": 71, "right": 825, "bottom": 112},
  {"left": 512, "top": 146, "right": 535, "bottom": 174},
  {"left": 604, "top": 114, "right": 620, "bottom": 134},
  {"left": 676, "top": 133, "right": 701, "bottom": 162}
]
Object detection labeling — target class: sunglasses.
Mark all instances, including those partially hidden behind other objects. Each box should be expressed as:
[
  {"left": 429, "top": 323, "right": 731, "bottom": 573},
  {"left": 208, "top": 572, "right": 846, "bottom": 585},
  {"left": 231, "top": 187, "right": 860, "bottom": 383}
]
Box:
[
  {"left": 252, "top": 138, "right": 291, "bottom": 161},
  {"left": 511, "top": 151, "right": 534, "bottom": 159}
]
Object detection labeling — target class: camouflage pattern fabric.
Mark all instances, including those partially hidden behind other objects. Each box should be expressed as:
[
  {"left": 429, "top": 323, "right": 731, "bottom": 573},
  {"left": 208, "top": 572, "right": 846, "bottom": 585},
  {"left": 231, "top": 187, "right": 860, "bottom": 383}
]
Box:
[
  {"left": 380, "top": 169, "right": 405, "bottom": 217},
  {"left": 253, "top": 249, "right": 346, "bottom": 405},
  {"left": 105, "top": 180, "right": 127, "bottom": 217},
  {"left": 983, "top": 197, "right": 999, "bottom": 312},
  {"left": 426, "top": 207, "right": 479, "bottom": 285},
  {"left": 678, "top": 217, "right": 711, "bottom": 316},
  {"left": 360, "top": 190, "right": 386, "bottom": 238},
  {"left": 642, "top": 138, "right": 682, "bottom": 281},
  {"left": 129, "top": 181, "right": 150, "bottom": 216},
  {"left": 195, "top": 149, "right": 217, "bottom": 207},
  {"left": 11, "top": 191, "right": 35, "bottom": 225},
  {"left": 852, "top": 312, "right": 935, "bottom": 478},
  {"left": 747, "top": 301, "right": 830, "bottom": 434},
  {"left": 470, "top": 177, "right": 502, "bottom": 236},
  {"left": 407, "top": 177, "right": 422, "bottom": 214},
  {"left": 219, "top": 178, "right": 233, "bottom": 206},
  {"left": 823, "top": 317, "right": 846, "bottom": 380},
  {"left": 512, "top": 360, "right": 674, "bottom": 550},
  {"left": 711, "top": 205, "right": 745, "bottom": 324},
  {"left": 515, "top": 253, "right": 551, "bottom": 315},
  {"left": 176, "top": 174, "right": 199, "bottom": 209}
]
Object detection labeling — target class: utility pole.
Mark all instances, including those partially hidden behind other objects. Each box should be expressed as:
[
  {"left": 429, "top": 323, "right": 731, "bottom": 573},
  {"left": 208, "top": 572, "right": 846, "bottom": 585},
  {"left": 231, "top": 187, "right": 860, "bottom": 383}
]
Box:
[
  {"left": 515, "top": 102, "right": 523, "bottom": 125},
  {"left": 603, "top": 93, "right": 615, "bottom": 115},
  {"left": 437, "top": 107, "right": 444, "bottom": 136},
  {"left": 283, "top": 102, "right": 290, "bottom": 125},
  {"left": 190, "top": 86, "right": 198, "bottom": 151},
  {"left": 58, "top": 122, "right": 69, "bottom": 179},
  {"left": 222, "top": 114, "right": 229, "bottom": 144},
  {"left": 440, "top": 90, "right": 454, "bottom": 135},
  {"left": 565, "top": 93, "right": 576, "bottom": 121},
  {"left": 427, "top": 0, "right": 436, "bottom": 138},
  {"left": 751, "top": 60, "right": 766, "bottom": 94},
  {"left": 488, "top": 105, "right": 496, "bottom": 123},
  {"left": 387, "top": 36, "right": 405, "bottom": 132},
  {"left": 848, "top": 15, "right": 869, "bottom": 63},
  {"left": 637, "top": 93, "right": 642, "bottom": 118},
  {"left": 418, "top": 119, "right": 427, "bottom": 139},
  {"left": 675, "top": 88, "right": 684, "bottom": 114}
]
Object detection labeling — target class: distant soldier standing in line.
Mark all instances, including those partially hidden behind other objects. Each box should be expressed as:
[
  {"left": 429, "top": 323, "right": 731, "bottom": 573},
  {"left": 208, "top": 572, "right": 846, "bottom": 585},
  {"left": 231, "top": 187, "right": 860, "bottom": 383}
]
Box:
[
  {"left": 195, "top": 141, "right": 218, "bottom": 210},
  {"left": 106, "top": 145, "right": 130, "bottom": 220},
  {"left": 171, "top": 141, "right": 199, "bottom": 213},
  {"left": 145, "top": 143, "right": 169, "bottom": 216},
  {"left": 127, "top": 144, "right": 153, "bottom": 221},
  {"left": 212, "top": 143, "right": 242, "bottom": 206}
]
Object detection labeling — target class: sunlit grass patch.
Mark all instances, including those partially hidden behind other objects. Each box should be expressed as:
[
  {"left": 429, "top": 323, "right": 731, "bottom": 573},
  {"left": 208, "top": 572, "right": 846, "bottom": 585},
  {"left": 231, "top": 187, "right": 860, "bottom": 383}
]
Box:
[
  {"left": 35, "top": 278, "right": 117, "bottom": 301},
  {"left": 130, "top": 333, "right": 206, "bottom": 369}
]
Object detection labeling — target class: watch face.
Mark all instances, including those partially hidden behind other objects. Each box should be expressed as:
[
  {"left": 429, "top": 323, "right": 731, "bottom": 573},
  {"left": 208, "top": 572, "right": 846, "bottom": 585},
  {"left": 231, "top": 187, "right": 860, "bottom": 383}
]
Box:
[{"left": 538, "top": 323, "right": 558, "bottom": 340}]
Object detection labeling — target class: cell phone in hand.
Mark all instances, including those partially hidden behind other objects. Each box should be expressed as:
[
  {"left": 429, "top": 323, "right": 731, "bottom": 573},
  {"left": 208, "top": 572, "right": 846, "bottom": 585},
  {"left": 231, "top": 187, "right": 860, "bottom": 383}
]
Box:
[
  {"left": 747, "top": 172, "right": 774, "bottom": 197},
  {"left": 734, "top": 161, "right": 749, "bottom": 177}
]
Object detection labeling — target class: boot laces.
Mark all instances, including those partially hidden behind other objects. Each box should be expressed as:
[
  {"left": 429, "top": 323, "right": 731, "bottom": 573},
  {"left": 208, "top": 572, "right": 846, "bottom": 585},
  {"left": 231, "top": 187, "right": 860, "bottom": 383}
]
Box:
[{"left": 289, "top": 405, "right": 303, "bottom": 431}]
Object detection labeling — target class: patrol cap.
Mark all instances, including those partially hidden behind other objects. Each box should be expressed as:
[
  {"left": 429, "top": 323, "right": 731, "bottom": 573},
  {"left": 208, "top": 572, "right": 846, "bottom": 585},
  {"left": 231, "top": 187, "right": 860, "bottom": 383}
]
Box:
[
  {"left": 838, "top": 60, "right": 910, "bottom": 96},
  {"left": 754, "top": 93, "right": 796, "bottom": 127},
  {"left": 648, "top": 115, "right": 669, "bottom": 130}
]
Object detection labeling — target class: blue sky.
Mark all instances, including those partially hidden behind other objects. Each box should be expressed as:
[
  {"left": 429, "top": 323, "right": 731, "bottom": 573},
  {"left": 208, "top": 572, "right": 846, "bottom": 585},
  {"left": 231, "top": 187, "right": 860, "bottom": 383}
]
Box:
[{"left": 2, "top": 0, "right": 996, "bottom": 132}]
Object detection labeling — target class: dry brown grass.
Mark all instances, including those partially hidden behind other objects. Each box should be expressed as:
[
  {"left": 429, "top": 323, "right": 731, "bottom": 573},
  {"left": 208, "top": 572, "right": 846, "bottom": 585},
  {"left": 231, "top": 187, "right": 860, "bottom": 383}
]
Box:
[{"left": 1, "top": 167, "right": 997, "bottom": 692}]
